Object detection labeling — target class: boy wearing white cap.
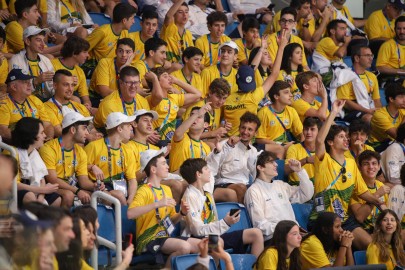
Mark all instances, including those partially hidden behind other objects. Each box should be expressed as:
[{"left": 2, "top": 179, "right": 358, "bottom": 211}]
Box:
[
  {"left": 39, "top": 111, "right": 96, "bottom": 207},
  {"left": 127, "top": 148, "right": 200, "bottom": 268},
  {"left": 85, "top": 112, "right": 137, "bottom": 205},
  {"left": 9, "top": 26, "right": 55, "bottom": 101}
]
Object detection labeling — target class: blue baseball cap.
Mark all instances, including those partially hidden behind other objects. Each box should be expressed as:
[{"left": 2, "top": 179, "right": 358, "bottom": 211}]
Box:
[
  {"left": 389, "top": 0, "right": 405, "bottom": 10},
  {"left": 6, "top": 69, "right": 35, "bottom": 84},
  {"left": 236, "top": 65, "right": 256, "bottom": 93}
]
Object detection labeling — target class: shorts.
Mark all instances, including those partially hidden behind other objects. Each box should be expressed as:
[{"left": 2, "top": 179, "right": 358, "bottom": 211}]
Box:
[
  {"left": 17, "top": 190, "right": 60, "bottom": 208},
  {"left": 342, "top": 215, "right": 362, "bottom": 232},
  {"left": 146, "top": 236, "right": 189, "bottom": 265},
  {"left": 214, "top": 183, "right": 232, "bottom": 190},
  {"left": 221, "top": 230, "right": 247, "bottom": 254},
  {"left": 343, "top": 110, "right": 365, "bottom": 122}
]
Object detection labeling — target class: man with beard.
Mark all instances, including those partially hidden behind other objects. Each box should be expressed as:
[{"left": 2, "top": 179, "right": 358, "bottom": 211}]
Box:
[
  {"left": 310, "top": 0, "right": 333, "bottom": 42},
  {"left": 45, "top": 70, "right": 91, "bottom": 138}
]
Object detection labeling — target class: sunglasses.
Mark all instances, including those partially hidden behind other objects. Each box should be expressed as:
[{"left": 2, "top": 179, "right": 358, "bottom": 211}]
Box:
[{"left": 340, "top": 167, "right": 347, "bottom": 183}]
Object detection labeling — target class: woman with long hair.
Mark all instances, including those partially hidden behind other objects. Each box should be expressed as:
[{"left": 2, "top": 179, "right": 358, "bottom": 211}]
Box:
[
  {"left": 255, "top": 220, "right": 302, "bottom": 270},
  {"left": 248, "top": 43, "right": 273, "bottom": 89},
  {"left": 300, "top": 212, "right": 354, "bottom": 270},
  {"left": 366, "top": 209, "right": 405, "bottom": 270}
]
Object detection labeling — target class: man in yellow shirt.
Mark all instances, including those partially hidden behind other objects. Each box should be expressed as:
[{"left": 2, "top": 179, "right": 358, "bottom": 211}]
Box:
[
  {"left": 195, "top": 11, "right": 230, "bottom": 68},
  {"left": 44, "top": 70, "right": 91, "bottom": 138},
  {"left": 331, "top": 0, "right": 365, "bottom": 29},
  {"left": 310, "top": 0, "right": 333, "bottom": 43},
  {"left": 336, "top": 46, "right": 381, "bottom": 123},
  {"left": 235, "top": 17, "right": 260, "bottom": 65},
  {"left": 345, "top": 119, "right": 375, "bottom": 160},
  {"left": 0, "top": 69, "right": 53, "bottom": 142},
  {"left": 85, "top": 112, "right": 138, "bottom": 205},
  {"left": 89, "top": 38, "right": 135, "bottom": 106},
  {"left": 40, "top": 111, "right": 96, "bottom": 207}
]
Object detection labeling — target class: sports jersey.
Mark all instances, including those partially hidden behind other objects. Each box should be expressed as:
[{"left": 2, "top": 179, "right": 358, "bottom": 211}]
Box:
[
  {"left": 332, "top": 5, "right": 354, "bottom": 23},
  {"left": 0, "top": 95, "right": 49, "bottom": 130},
  {"left": 309, "top": 153, "right": 368, "bottom": 222},
  {"left": 254, "top": 68, "right": 268, "bottom": 88},
  {"left": 51, "top": 58, "right": 89, "bottom": 98},
  {"left": 169, "top": 133, "right": 211, "bottom": 172},
  {"left": 272, "top": 11, "right": 316, "bottom": 37},
  {"left": 8, "top": 0, "right": 47, "bottom": 14},
  {"left": 267, "top": 32, "right": 308, "bottom": 67},
  {"left": 255, "top": 248, "right": 289, "bottom": 270},
  {"left": 128, "top": 31, "right": 146, "bottom": 62},
  {"left": 126, "top": 140, "right": 158, "bottom": 172},
  {"left": 234, "top": 38, "right": 260, "bottom": 64},
  {"left": 59, "top": 0, "right": 82, "bottom": 23},
  {"left": 369, "top": 107, "right": 405, "bottom": 144},
  {"left": 291, "top": 98, "right": 329, "bottom": 122},
  {"left": 39, "top": 138, "right": 88, "bottom": 181},
  {"left": 89, "top": 57, "right": 119, "bottom": 95},
  {"left": 256, "top": 105, "right": 303, "bottom": 143},
  {"left": 315, "top": 37, "right": 341, "bottom": 62},
  {"left": 182, "top": 99, "right": 221, "bottom": 132},
  {"left": 195, "top": 34, "right": 230, "bottom": 67},
  {"left": 147, "top": 94, "right": 185, "bottom": 140},
  {"left": 300, "top": 234, "right": 336, "bottom": 270},
  {"left": 86, "top": 24, "right": 130, "bottom": 61},
  {"left": 129, "top": 184, "right": 176, "bottom": 254},
  {"left": 350, "top": 180, "right": 387, "bottom": 231},
  {"left": 364, "top": 10, "right": 395, "bottom": 40},
  {"left": 0, "top": 58, "right": 8, "bottom": 84},
  {"left": 344, "top": 144, "right": 374, "bottom": 160},
  {"left": 94, "top": 90, "right": 150, "bottom": 128},
  {"left": 286, "top": 143, "right": 315, "bottom": 185},
  {"left": 337, "top": 70, "right": 379, "bottom": 102},
  {"left": 44, "top": 98, "right": 90, "bottom": 127},
  {"left": 171, "top": 69, "right": 202, "bottom": 94},
  {"left": 84, "top": 138, "right": 136, "bottom": 182},
  {"left": 132, "top": 60, "right": 151, "bottom": 83},
  {"left": 376, "top": 39, "right": 405, "bottom": 70},
  {"left": 277, "top": 70, "right": 300, "bottom": 100},
  {"left": 5, "top": 21, "right": 23, "bottom": 53},
  {"left": 366, "top": 244, "right": 395, "bottom": 270},
  {"left": 223, "top": 87, "right": 265, "bottom": 136},
  {"left": 201, "top": 64, "right": 238, "bottom": 97},
  {"left": 160, "top": 22, "right": 194, "bottom": 63}
]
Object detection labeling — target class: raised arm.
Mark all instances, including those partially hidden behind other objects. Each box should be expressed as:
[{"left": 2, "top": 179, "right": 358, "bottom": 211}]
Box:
[
  {"left": 250, "top": 36, "right": 267, "bottom": 70},
  {"left": 171, "top": 75, "right": 202, "bottom": 106},
  {"left": 164, "top": 0, "right": 185, "bottom": 26}
]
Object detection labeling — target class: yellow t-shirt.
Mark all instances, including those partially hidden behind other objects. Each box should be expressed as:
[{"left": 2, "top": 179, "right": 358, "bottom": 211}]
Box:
[
  {"left": 201, "top": 64, "right": 238, "bottom": 98},
  {"left": 51, "top": 58, "right": 89, "bottom": 98},
  {"left": 292, "top": 98, "right": 329, "bottom": 122},
  {"left": 309, "top": 153, "right": 368, "bottom": 222},
  {"left": 39, "top": 138, "right": 88, "bottom": 181},
  {"left": 300, "top": 234, "right": 335, "bottom": 270},
  {"left": 344, "top": 144, "right": 374, "bottom": 160},
  {"left": 86, "top": 24, "right": 129, "bottom": 61},
  {"left": 84, "top": 138, "right": 136, "bottom": 182},
  {"left": 332, "top": 6, "right": 354, "bottom": 24},
  {"left": 350, "top": 180, "right": 388, "bottom": 231},
  {"left": 160, "top": 22, "right": 194, "bottom": 63},
  {"left": 376, "top": 38, "right": 405, "bottom": 70},
  {"left": 272, "top": 11, "right": 282, "bottom": 34},
  {"left": 0, "top": 95, "right": 50, "bottom": 129},
  {"left": 337, "top": 71, "right": 380, "bottom": 102},
  {"left": 0, "top": 58, "right": 8, "bottom": 84},
  {"left": 126, "top": 140, "right": 159, "bottom": 173},
  {"left": 277, "top": 70, "right": 300, "bottom": 100},
  {"left": 171, "top": 69, "right": 203, "bottom": 94},
  {"left": 44, "top": 98, "right": 90, "bottom": 127},
  {"left": 195, "top": 34, "right": 231, "bottom": 67},
  {"left": 366, "top": 244, "right": 395, "bottom": 270},
  {"left": 5, "top": 21, "right": 23, "bottom": 53},
  {"left": 81, "top": 259, "right": 93, "bottom": 270},
  {"left": 129, "top": 184, "right": 176, "bottom": 254},
  {"left": 147, "top": 94, "right": 185, "bottom": 140},
  {"left": 26, "top": 58, "right": 47, "bottom": 97},
  {"left": 255, "top": 247, "right": 289, "bottom": 270},
  {"left": 286, "top": 143, "right": 315, "bottom": 185},
  {"left": 132, "top": 60, "right": 151, "bottom": 84},
  {"left": 234, "top": 38, "right": 260, "bottom": 64},
  {"left": 169, "top": 133, "right": 211, "bottom": 172},
  {"left": 369, "top": 107, "right": 405, "bottom": 144},
  {"left": 256, "top": 105, "right": 303, "bottom": 143},
  {"left": 182, "top": 99, "right": 221, "bottom": 132},
  {"left": 254, "top": 68, "right": 269, "bottom": 88},
  {"left": 296, "top": 17, "right": 316, "bottom": 37},
  {"left": 223, "top": 87, "right": 265, "bottom": 136},
  {"left": 59, "top": 0, "right": 82, "bottom": 23},
  {"left": 89, "top": 57, "right": 119, "bottom": 95},
  {"left": 94, "top": 90, "right": 150, "bottom": 128},
  {"left": 365, "top": 10, "right": 395, "bottom": 40},
  {"left": 267, "top": 32, "right": 308, "bottom": 67},
  {"left": 315, "top": 37, "right": 341, "bottom": 62},
  {"left": 128, "top": 31, "right": 146, "bottom": 62}
]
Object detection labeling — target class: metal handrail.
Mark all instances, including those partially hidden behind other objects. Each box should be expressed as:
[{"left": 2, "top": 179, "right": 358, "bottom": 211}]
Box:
[
  {"left": 0, "top": 142, "right": 17, "bottom": 212},
  {"left": 90, "top": 191, "right": 122, "bottom": 269}
]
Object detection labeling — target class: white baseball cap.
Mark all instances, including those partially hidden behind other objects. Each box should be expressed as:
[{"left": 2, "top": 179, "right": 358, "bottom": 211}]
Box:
[
  {"left": 62, "top": 111, "right": 93, "bottom": 129},
  {"left": 218, "top": 41, "right": 239, "bottom": 52},
  {"left": 133, "top": 109, "right": 158, "bottom": 121},
  {"left": 140, "top": 147, "right": 167, "bottom": 172},
  {"left": 105, "top": 112, "right": 136, "bottom": 130},
  {"left": 23, "top": 26, "right": 50, "bottom": 39}
]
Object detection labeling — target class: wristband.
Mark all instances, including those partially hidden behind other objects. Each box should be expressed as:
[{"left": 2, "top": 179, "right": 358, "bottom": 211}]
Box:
[{"left": 75, "top": 188, "right": 81, "bottom": 195}]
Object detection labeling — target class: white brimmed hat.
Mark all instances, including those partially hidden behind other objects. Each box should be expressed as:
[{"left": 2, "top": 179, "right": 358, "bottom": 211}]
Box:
[
  {"left": 105, "top": 112, "right": 136, "bottom": 130},
  {"left": 23, "top": 26, "right": 50, "bottom": 39},
  {"left": 140, "top": 147, "right": 167, "bottom": 172},
  {"left": 218, "top": 41, "right": 239, "bottom": 52},
  {"left": 62, "top": 111, "right": 93, "bottom": 129},
  {"left": 133, "top": 109, "right": 158, "bottom": 121}
]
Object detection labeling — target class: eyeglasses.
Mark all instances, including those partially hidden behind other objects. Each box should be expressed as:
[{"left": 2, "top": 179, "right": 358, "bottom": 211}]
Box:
[
  {"left": 340, "top": 167, "right": 347, "bottom": 183},
  {"left": 280, "top": 19, "right": 295, "bottom": 25},
  {"left": 121, "top": 80, "right": 140, "bottom": 87},
  {"left": 359, "top": 54, "right": 374, "bottom": 58}
]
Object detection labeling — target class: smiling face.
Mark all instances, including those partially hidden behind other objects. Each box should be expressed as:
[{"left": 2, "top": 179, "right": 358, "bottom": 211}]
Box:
[
  {"left": 303, "top": 124, "right": 319, "bottom": 143},
  {"left": 26, "top": 34, "right": 46, "bottom": 54},
  {"left": 184, "top": 54, "right": 202, "bottom": 73},
  {"left": 380, "top": 212, "right": 397, "bottom": 236},
  {"left": 119, "top": 75, "right": 141, "bottom": 99},
  {"left": 141, "top": 18, "right": 158, "bottom": 39},
  {"left": 209, "top": 21, "right": 226, "bottom": 39},
  {"left": 274, "top": 87, "right": 293, "bottom": 106},
  {"left": 150, "top": 45, "right": 167, "bottom": 66},
  {"left": 207, "top": 92, "right": 228, "bottom": 109},
  {"left": 359, "top": 157, "right": 380, "bottom": 180},
  {"left": 239, "top": 121, "right": 258, "bottom": 143},
  {"left": 219, "top": 46, "right": 237, "bottom": 66},
  {"left": 55, "top": 75, "right": 75, "bottom": 101},
  {"left": 116, "top": 44, "right": 134, "bottom": 66},
  {"left": 329, "top": 130, "right": 349, "bottom": 152},
  {"left": 257, "top": 158, "right": 278, "bottom": 179}
]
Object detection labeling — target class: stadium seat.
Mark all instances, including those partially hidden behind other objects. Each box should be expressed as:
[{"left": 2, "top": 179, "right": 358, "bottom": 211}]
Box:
[
  {"left": 97, "top": 205, "right": 116, "bottom": 266},
  {"left": 354, "top": 250, "right": 366, "bottom": 265},
  {"left": 219, "top": 254, "right": 257, "bottom": 270},
  {"left": 225, "top": 22, "right": 239, "bottom": 36},
  {"left": 89, "top": 12, "right": 111, "bottom": 26},
  {"left": 129, "top": 16, "right": 142, "bottom": 33},
  {"left": 291, "top": 203, "right": 312, "bottom": 231},
  {"left": 275, "top": 159, "right": 286, "bottom": 182},
  {"left": 334, "top": 120, "right": 350, "bottom": 127},
  {"left": 343, "top": 56, "right": 352, "bottom": 68},
  {"left": 379, "top": 88, "right": 387, "bottom": 107},
  {"left": 221, "top": 0, "right": 231, "bottom": 12},
  {"left": 216, "top": 202, "right": 253, "bottom": 233},
  {"left": 171, "top": 254, "right": 217, "bottom": 270}
]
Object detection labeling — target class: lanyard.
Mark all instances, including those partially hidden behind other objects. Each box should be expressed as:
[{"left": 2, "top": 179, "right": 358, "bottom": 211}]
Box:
[
  {"left": 395, "top": 39, "right": 402, "bottom": 69},
  {"left": 148, "top": 183, "right": 166, "bottom": 222},
  {"left": 189, "top": 135, "right": 206, "bottom": 158},
  {"left": 383, "top": 10, "right": 394, "bottom": 34},
  {"left": 217, "top": 63, "right": 231, "bottom": 78},
  {"left": 9, "top": 94, "right": 35, "bottom": 118},
  {"left": 104, "top": 137, "right": 124, "bottom": 182},
  {"left": 207, "top": 34, "right": 221, "bottom": 65},
  {"left": 59, "top": 137, "right": 76, "bottom": 180},
  {"left": 160, "top": 98, "right": 172, "bottom": 130},
  {"left": 144, "top": 61, "right": 151, "bottom": 72},
  {"left": 300, "top": 142, "right": 313, "bottom": 157},
  {"left": 119, "top": 91, "right": 136, "bottom": 116},
  {"left": 51, "top": 97, "right": 78, "bottom": 114},
  {"left": 60, "top": 0, "right": 80, "bottom": 19},
  {"left": 326, "top": 159, "right": 346, "bottom": 191},
  {"left": 181, "top": 69, "right": 192, "bottom": 85},
  {"left": 202, "top": 191, "right": 214, "bottom": 224},
  {"left": 114, "top": 58, "right": 120, "bottom": 87},
  {"left": 386, "top": 106, "right": 399, "bottom": 125}
]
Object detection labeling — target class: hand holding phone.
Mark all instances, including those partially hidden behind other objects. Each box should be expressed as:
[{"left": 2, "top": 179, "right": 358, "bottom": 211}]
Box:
[
  {"left": 229, "top": 208, "right": 240, "bottom": 217},
  {"left": 208, "top": 234, "right": 219, "bottom": 252},
  {"left": 122, "top": 233, "right": 133, "bottom": 249}
]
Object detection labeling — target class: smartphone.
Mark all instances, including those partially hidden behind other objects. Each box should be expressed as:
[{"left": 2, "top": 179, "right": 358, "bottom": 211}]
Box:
[
  {"left": 82, "top": 24, "right": 93, "bottom": 29},
  {"left": 229, "top": 208, "right": 240, "bottom": 217},
  {"left": 122, "top": 233, "right": 133, "bottom": 249},
  {"left": 237, "top": 14, "right": 246, "bottom": 22},
  {"left": 208, "top": 234, "right": 219, "bottom": 251}
]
